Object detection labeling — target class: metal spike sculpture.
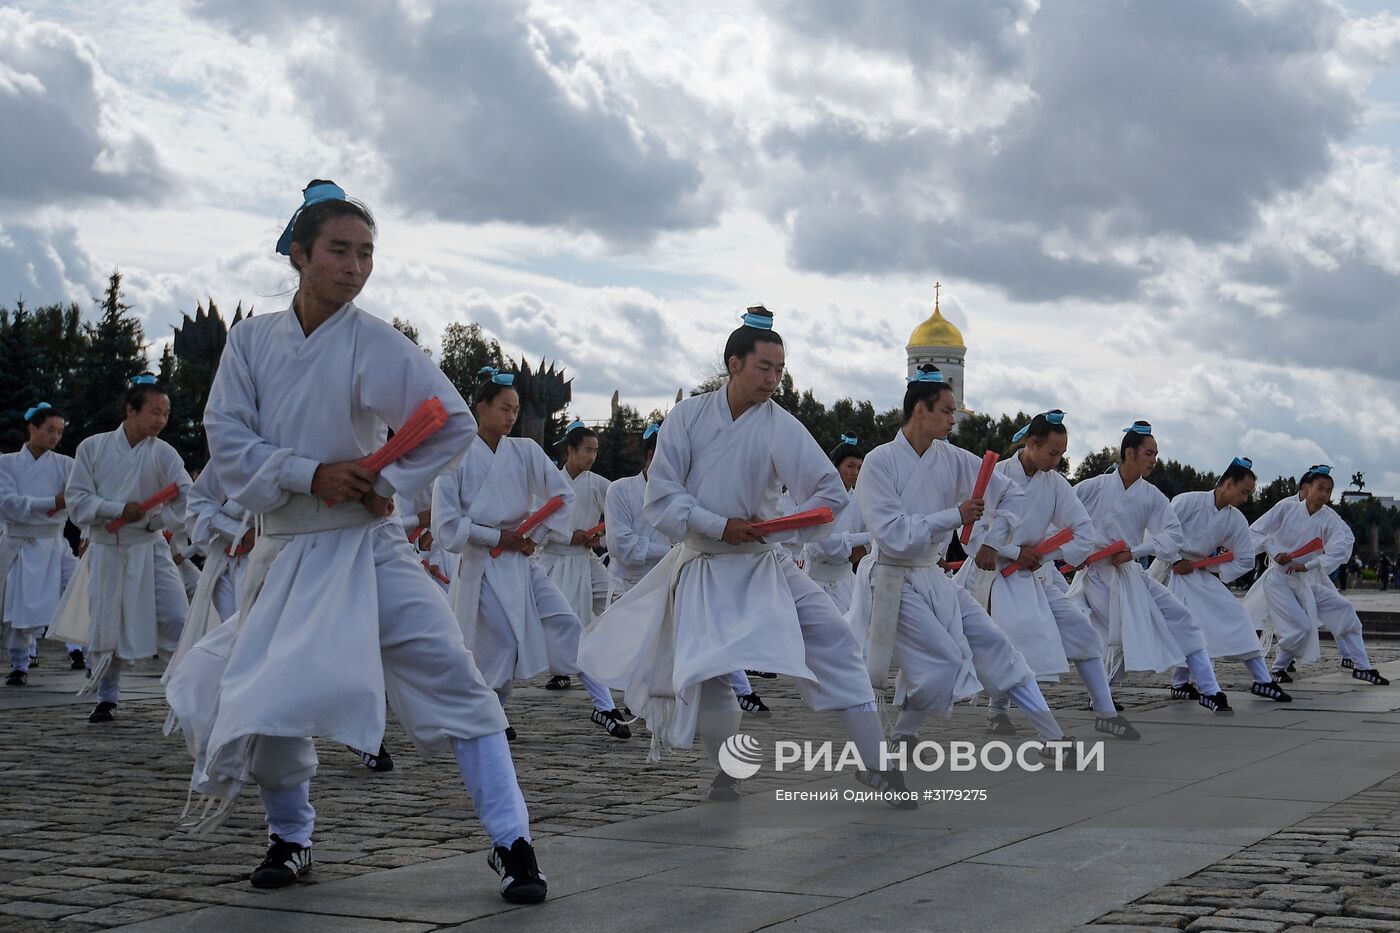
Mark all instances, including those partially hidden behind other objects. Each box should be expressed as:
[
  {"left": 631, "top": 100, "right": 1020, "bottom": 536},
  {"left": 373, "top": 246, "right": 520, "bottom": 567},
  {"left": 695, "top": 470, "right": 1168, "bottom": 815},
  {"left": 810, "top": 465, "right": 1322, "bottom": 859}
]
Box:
[
  {"left": 171, "top": 300, "right": 252, "bottom": 375},
  {"left": 510, "top": 358, "right": 572, "bottom": 445}
]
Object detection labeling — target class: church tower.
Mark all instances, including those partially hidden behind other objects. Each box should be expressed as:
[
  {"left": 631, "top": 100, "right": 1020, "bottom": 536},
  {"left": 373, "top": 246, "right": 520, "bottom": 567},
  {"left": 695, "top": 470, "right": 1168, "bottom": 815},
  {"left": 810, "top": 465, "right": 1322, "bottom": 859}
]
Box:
[{"left": 906, "top": 282, "right": 967, "bottom": 411}]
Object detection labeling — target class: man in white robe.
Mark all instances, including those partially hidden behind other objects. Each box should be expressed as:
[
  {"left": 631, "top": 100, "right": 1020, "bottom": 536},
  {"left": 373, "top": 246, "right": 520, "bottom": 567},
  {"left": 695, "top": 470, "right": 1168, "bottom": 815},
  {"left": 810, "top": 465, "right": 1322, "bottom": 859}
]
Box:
[
  {"left": 396, "top": 486, "right": 450, "bottom": 592},
  {"left": 580, "top": 308, "right": 908, "bottom": 806},
  {"left": 435, "top": 371, "right": 631, "bottom": 741},
  {"left": 1069, "top": 422, "right": 1231, "bottom": 713},
  {"left": 1, "top": 404, "right": 77, "bottom": 685},
  {"left": 1153, "top": 458, "right": 1291, "bottom": 701},
  {"left": 848, "top": 370, "right": 1072, "bottom": 751},
  {"left": 801, "top": 433, "right": 869, "bottom": 615},
  {"left": 184, "top": 183, "right": 545, "bottom": 902},
  {"left": 62, "top": 377, "right": 191, "bottom": 721},
  {"left": 955, "top": 411, "right": 1139, "bottom": 739},
  {"left": 1246, "top": 465, "right": 1387, "bottom": 685},
  {"left": 603, "top": 422, "right": 770, "bottom": 717},
  {"left": 536, "top": 420, "right": 612, "bottom": 692},
  {"left": 185, "top": 466, "right": 253, "bottom": 625}
]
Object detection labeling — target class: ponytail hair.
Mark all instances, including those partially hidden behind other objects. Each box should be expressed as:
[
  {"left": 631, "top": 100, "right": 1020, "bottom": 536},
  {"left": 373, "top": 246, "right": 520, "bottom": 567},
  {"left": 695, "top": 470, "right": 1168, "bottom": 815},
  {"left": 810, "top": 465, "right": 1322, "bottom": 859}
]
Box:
[
  {"left": 828, "top": 431, "right": 862, "bottom": 469},
  {"left": 1119, "top": 420, "right": 1153, "bottom": 459},
  {"left": 1005, "top": 409, "right": 1067, "bottom": 456},
  {"left": 1218, "top": 456, "right": 1256, "bottom": 487},
  {"left": 722, "top": 305, "right": 782, "bottom": 371}
]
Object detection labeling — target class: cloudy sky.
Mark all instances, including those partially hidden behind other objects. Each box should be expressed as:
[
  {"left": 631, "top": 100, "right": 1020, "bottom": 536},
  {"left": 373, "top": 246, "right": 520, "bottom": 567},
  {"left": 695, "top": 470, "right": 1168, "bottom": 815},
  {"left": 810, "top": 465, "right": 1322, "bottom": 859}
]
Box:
[{"left": 5, "top": 0, "right": 1400, "bottom": 490}]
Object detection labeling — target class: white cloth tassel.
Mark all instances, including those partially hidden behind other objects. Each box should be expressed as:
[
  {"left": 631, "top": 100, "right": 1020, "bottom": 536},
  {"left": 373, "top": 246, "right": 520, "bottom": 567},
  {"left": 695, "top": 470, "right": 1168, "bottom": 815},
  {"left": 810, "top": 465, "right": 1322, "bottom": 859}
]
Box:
[{"left": 78, "top": 652, "right": 112, "bottom": 697}]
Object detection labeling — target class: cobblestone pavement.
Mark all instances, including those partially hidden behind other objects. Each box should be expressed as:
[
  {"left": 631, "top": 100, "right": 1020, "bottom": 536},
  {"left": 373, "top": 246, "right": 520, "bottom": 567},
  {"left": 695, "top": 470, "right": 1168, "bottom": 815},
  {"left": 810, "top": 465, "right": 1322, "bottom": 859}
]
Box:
[
  {"left": 1083, "top": 774, "right": 1400, "bottom": 933},
  {"left": 2, "top": 638, "right": 1398, "bottom": 932}
]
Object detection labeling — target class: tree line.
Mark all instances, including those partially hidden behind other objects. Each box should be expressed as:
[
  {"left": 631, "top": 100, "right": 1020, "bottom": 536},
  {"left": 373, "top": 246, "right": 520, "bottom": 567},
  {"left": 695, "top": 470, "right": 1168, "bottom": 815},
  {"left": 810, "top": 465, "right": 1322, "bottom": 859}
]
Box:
[{"left": 3, "top": 274, "right": 1396, "bottom": 557}]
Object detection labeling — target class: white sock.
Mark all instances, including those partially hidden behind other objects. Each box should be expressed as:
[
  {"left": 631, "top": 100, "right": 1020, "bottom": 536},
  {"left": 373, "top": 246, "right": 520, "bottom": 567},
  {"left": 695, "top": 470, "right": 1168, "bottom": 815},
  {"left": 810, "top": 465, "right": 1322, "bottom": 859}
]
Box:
[
  {"left": 577, "top": 671, "right": 616, "bottom": 712},
  {"left": 1185, "top": 650, "right": 1221, "bottom": 696},
  {"left": 728, "top": 669, "right": 753, "bottom": 696},
  {"left": 260, "top": 781, "right": 315, "bottom": 847},
  {"left": 1244, "top": 655, "right": 1271, "bottom": 683},
  {"left": 1075, "top": 659, "right": 1117, "bottom": 714},
  {"left": 452, "top": 733, "right": 531, "bottom": 848},
  {"left": 1007, "top": 680, "right": 1064, "bottom": 742}
]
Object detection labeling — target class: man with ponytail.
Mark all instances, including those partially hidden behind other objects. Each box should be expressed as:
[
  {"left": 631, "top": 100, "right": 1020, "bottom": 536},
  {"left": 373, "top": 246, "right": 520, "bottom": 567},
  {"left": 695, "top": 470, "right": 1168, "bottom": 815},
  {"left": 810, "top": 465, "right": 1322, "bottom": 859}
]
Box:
[
  {"left": 1245, "top": 464, "right": 1388, "bottom": 686},
  {"left": 180, "top": 182, "right": 546, "bottom": 903},
  {"left": 801, "top": 433, "right": 869, "bottom": 614},
  {"left": 1151, "top": 458, "right": 1292, "bottom": 702},
  {"left": 1, "top": 405, "right": 78, "bottom": 686},
  {"left": 1070, "top": 422, "right": 1232, "bottom": 714},
  {"left": 58, "top": 376, "right": 191, "bottom": 720},
  {"left": 581, "top": 307, "right": 904, "bottom": 805}
]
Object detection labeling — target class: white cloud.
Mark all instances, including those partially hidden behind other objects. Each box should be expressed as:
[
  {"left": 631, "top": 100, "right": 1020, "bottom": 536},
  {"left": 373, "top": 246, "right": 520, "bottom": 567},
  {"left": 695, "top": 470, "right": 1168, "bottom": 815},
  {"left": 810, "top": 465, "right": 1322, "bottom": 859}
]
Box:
[{"left": 0, "top": 8, "right": 170, "bottom": 208}]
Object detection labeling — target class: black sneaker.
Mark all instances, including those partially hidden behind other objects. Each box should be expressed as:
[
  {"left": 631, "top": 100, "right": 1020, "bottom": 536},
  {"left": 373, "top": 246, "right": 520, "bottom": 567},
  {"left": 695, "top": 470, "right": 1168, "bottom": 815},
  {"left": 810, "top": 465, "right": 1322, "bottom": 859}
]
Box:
[
  {"left": 1039, "top": 740, "right": 1079, "bottom": 767},
  {"left": 350, "top": 744, "right": 394, "bottom": 772},
  {"left": 488, "top": 837, "right": 547, "bottom": 904},
  {"left": 590, "top": 708, "right": 632, "bottom": 739},
  {"left": 250, "top": 833, "right": 312, "bottom": 889},
  {"left": 737, "top": 693, "right": 772, "bottom": 717},
  {"left": 87, "top": 701, "right": 117, "bottom": 723},
  {"left": 68, "top": 648, "right": 85, "bottom": 671},
  {"left": 1273, "top": 669, "right": 1293, "bottom": 683},
  {"left": 544, "top": 675, "right": 572, "bottom": 690},
  {"left": 1199, "top": 691, "right": 1233, "bottom": 715},
  {"left": 1094, "top": 714, "right": 1141, "bottom": 740},
  {"left": 1353, "top": 668, "right": 1390, "bottom": 686},
  {"left": 28, "top": 654, "right": 37, "bottom": 668},
  {"left": 504, "top": 726, "right": 517, "bottom": 742},
  {"left": 1169, "top": 683, "right": 1200, "bottom": 700},
  {"left": 5, "top": 670, "right": 26, "bottom": 687},
  {"left": 746, "top": 670, "right": 778, "bottom": 679},
  {"left": 855, "top": 768, "right": 918, "bottom": 810},
  {"left": 1287, "top": 660, "right": 1297, "bottom": 672},
  {"left": 1342, "top": 658, "right": 1355, "bottom": 670},
  {"left": 986, "top": 712, "right": 1018, "bottom": 735},
  {"left": 708, "top": 771, "right": 741, "bottom": 802},
  {"left": 1251, "top": 681, "right": 1292, "bottom": 702}
]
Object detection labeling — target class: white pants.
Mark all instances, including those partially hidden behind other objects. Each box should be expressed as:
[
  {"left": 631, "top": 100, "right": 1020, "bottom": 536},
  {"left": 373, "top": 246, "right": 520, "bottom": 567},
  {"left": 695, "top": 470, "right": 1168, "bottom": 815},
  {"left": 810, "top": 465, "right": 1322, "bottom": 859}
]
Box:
[
  {"left": 1263, "top": 575, "right": 1372, "bottom": 671},
  {"left": 260, "top": 732, "right": 528, "bottom": 849}
]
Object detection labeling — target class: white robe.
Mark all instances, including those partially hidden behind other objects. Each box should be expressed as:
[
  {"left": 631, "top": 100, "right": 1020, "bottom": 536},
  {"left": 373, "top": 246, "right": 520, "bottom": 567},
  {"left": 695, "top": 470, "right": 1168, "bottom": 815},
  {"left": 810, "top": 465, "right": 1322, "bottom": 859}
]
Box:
[
  {"left": 1150, "top": 491, "right": 1261, "bottom": 660},
  {"left": 603, "top": 471, "right": 671, "bottom": 598},
  {"left": 536, "top": 468, "right": 611, "bottom": 622},
  {"left": 1069, "top": 473, "right": 1201, "bottom": 673},
  {"left": 434, "top": 436, "right": 580, "bottom": 689},
  {"left": 57, "top": 427, "right": 191, "bottom": 669},
  {"left": 183, "top": 300, "right": 501, "bottom": 807},
  {"left": 955, "top": 455, "right": 1099, "bottom": 677},
  {"left": 166, "top": 467, "right": 253, "bottom": 687},
  {"left": 847, "top": 433, "right": 1031, "bottom": 713},
  {"left": 396, "top": 486, "right": 451, "bottom": 589},
  {"left": 1244, "top": 497, "right": 1359, "bottom": 663},
  {"left": 801, "top": 487, "right": 868, "bottom": 614},
  {"left": 580, "top": 389, "right": 871, "bottom": 755},
  {"left": 0, "top": 446, "right": 76, "bottom": 635}
]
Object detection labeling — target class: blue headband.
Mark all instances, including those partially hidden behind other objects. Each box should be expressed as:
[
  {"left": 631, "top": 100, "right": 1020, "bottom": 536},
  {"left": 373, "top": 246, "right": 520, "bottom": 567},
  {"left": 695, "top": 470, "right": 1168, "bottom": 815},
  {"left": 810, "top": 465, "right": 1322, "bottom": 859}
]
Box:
[
  {"left": 477, "top": 366, "right": 514, "bottom": 386},
  {"left": 840, "top": 433, "right": 858, "bottom": 446},
  {"left": 275, "top": 182, "right": 348, "bottom": 256},
  {"left": 1311, "top": 464, "right": 1331, "bottom": 477},
  {"left": 1011, "top": 410, "right": 1066, "bottom": 443},
  {"left": 1230, "top": 456, "right": 1253, "bottom": 470},
  {"left": 1122, "top": 422, "right": 1152, "bottom": 435},
  {"left": 642, "top": 422, "right": 659, "bottom": 441},
  {"left": 130, "top": 374, "right": 157, "bottom": 386},
  {"left": 907, "top": 367, "right": 944, "bottom": 384},
  {"left": 554, "top": 419, "right": 588, "bottom": 445},
  {"left": 24, "top": 402, "right": 51, "bottom": 421},
  {"left": 741, "top": 310, "right": 773, "bottom": 330}
]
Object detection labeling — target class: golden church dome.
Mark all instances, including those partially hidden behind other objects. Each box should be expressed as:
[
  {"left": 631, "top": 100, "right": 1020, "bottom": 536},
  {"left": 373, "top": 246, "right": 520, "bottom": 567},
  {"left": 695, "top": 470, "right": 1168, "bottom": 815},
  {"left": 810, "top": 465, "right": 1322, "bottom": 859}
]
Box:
[{"left": 907, "top": 295, "right": 965, "bottom": 349}]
